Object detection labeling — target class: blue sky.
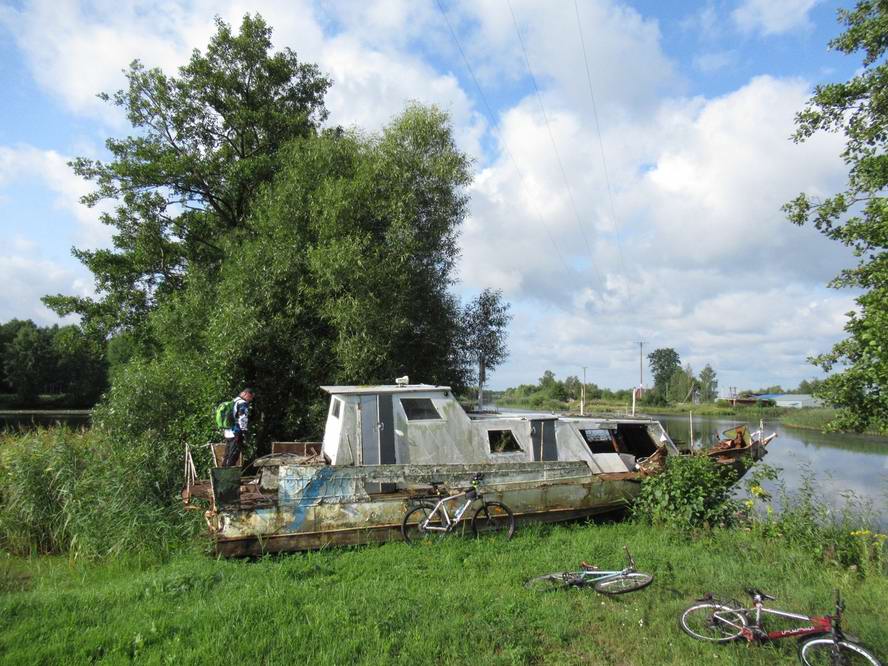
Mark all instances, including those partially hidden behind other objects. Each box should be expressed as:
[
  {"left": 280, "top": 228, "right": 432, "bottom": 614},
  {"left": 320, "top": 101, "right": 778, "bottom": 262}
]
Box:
[{"left": 0, "top": 0, "right": 865, "bottom": 393}]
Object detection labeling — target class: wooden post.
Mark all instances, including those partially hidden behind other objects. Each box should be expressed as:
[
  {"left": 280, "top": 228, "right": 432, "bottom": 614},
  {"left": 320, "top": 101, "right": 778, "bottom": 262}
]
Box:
[{"left": 581, "top": 366, "right": 586, "bottom": 416}]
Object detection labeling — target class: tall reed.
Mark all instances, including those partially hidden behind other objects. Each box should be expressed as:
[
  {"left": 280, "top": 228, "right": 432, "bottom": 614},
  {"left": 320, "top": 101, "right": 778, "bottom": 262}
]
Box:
[{"left": 0, "top": 428, "right": 198, "bottom": 559}]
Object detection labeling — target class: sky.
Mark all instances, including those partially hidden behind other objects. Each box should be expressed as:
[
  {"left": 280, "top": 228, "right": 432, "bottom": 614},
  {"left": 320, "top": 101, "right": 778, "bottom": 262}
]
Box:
[{"left": 0, "top": 0, "right": 866, "bottom": 394}]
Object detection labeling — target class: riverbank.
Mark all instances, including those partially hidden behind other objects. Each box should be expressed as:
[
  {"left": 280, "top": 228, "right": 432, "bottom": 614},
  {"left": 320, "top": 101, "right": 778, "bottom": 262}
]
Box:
[{"left": 2, "top": 521, "right": 885, "bottom": 665}]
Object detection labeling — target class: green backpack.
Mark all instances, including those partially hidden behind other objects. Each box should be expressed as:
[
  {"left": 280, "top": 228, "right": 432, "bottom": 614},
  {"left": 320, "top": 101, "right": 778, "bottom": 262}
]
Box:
[{"left": 214, "top": 400, "right": 235, "bottom": 429}]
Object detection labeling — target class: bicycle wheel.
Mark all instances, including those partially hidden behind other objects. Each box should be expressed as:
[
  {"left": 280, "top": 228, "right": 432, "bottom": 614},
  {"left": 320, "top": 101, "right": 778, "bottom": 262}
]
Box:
[
  {"left": 401, "top": 503, "right": 444, "bottom": 544},
  {"left": 679, "top": 602, "right": 747, "bottom": 642},
  {"left": 594, "top": 572, "right": 653, "bottom": 595},
  {"left": 524, "top": 572, "right": 587, "bottom": 591},
  {"left": 799, "top": 637, "right": 882, "bottom": 666},
  {"left": 471, "top": 501, "right": 516, "bottom": 539}
]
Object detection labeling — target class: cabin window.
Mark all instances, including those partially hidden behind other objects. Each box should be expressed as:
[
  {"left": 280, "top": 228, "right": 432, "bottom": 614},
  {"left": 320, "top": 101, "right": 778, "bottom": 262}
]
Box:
[
  {"left": 488, "top": 429, "right": 522, "bottom": 453},
  {"left": 580, "top": 428, "right": 615, "bottom": 454},
  {"left": 401, "top": 398, "right": 442, "bottom": 421},
  {"left": 616, "top": 424, "right": 658, "bottom": 458},
  {"left": 330, "top": 399, "right": 341, "bottom": 419}
]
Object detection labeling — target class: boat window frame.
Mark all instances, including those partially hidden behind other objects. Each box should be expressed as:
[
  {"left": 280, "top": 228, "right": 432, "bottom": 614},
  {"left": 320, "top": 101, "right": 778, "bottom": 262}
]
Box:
[
  {"left": 400, "top": 397, "right": 443, "bottom": 422},
  {"left": 487, "top": 428, "right": 523, "bottom": 454},
  {"left": 579, "top": 427, "right": 616, "bottom": 454},
  {"left": 329, "top": 398, "right": 342, "bottom": 419}
]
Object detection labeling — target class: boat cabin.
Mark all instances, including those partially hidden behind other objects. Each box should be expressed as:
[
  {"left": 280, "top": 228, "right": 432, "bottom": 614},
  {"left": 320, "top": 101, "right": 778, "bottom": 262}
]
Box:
[{"left": 319, "top": 384, "right": 677, "bottom": 476}]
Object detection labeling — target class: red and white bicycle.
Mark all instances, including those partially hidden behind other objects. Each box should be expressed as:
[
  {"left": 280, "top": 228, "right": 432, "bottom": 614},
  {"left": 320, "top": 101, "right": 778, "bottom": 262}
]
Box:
[{"left": 680, "top": 588, "right": 881, "bottom": 665}]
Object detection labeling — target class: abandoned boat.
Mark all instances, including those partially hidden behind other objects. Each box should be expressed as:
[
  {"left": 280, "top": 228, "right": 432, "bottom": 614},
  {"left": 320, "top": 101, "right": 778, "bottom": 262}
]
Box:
[
  {"left": 704, "top": 424, "right": 776, "bottom": 471},
  {"left": 184, "top": 383, "right": 766, "bottom": 556}
]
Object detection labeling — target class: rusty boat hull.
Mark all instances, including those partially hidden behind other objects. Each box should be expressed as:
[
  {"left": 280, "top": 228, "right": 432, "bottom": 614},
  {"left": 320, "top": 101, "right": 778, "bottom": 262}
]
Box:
[{"left": 206, "top": 461, "right": 643, "bottom": 557}]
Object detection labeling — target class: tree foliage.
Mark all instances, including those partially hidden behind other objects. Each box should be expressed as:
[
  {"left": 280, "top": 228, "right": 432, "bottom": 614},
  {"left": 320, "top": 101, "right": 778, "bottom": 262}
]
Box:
[
  {"left": 44, "top": 14, "right": 332, "bottom": 337},
  {"left": 667, "top": 363, "right": 698, "bottom": 403},
  {"left": 461, "top": 289, "right": 511, "bottom": 381},
  {"left": 647, "top": 347, "right": 681, "bottom": 397},
  {"left": 783, "top": 1, "right": 888, "bottom": 432},
  {"left": 0, "top": 320, "right": 106, "bottom": 406},
  {"left": 698, "top": 364, "right": 718, "bottom": 402},
  {"left": 461, "top": 288, "right": 511, "bottom": 407}
]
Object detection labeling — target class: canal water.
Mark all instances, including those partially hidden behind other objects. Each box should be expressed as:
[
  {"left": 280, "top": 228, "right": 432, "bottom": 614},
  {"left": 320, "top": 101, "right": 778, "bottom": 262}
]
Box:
[
  {"left": 494, "top": 405, "right": 887, "bottom": 524},
  {"left": 0, "top": 411, "right": 91, "bottom": 431},
  {"left": 654, "top": 413, "right": 888, "bottom": 525}
]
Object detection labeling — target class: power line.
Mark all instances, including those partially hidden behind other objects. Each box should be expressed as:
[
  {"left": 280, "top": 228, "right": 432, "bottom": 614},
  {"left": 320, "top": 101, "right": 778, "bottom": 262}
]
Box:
[
  {"left": 573, "top": 0, "right": 628, "bottom": 279},
  {"left": 506, "top": 0, "right": 603, "bottom": 286},
  {"left": 433, "top": 0, "right": 573, "bottom": 278}
]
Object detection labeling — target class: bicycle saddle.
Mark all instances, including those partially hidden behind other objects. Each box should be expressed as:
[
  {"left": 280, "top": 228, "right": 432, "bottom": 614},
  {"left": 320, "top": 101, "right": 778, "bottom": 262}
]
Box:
[{"left": 747, "top": 588, "right": 776, "bottom": 601}]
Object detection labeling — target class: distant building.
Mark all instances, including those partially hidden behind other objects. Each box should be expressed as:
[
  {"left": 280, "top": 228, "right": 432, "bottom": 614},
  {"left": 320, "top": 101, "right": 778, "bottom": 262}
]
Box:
[{"left": 755, "top": 393, "right": 823, "bottom": 409}]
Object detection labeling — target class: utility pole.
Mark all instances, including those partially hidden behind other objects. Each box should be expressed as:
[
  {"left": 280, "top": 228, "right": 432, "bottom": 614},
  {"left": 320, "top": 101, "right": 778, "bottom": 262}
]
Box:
[
  {"left": 581, "top": 366, "right": 587, "bottom": 416},
  {"left": 637, "top": 341, "right": 645, "bottom": 387}
]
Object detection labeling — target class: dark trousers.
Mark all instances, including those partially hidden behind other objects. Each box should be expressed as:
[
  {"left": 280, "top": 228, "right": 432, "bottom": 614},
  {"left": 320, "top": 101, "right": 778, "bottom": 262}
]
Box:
[{"left": 223, "top": 433, "right": 244, "bottom": 467}]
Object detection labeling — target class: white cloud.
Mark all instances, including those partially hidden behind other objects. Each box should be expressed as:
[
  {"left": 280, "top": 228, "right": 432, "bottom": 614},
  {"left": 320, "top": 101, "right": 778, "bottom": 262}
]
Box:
[
  {"left": 461, "top": 72, "right": 853, "bottom": 390},
  {"left": 0, "top": 255, "right": 88, "bottom": 325},
  {"left": 0, "top": 145, "right": 111, "bottom": 249},
  {"left": 693, "top": 50, "right": 737, "bottom": 73},
  {"left": 636, "top": 76, "right": 848, "bottom": 275},
  {"left": 732, "top": 0, "right": 822, "bottom": 36},
  {"left": 458, "top": 0, "right": 677, "bottom": 122},
  {"left": 0, "top": 0, "right": 485, "bottom": 153},
  {"left": 681, "top": 3, "right": 723, "bottom": 41}
]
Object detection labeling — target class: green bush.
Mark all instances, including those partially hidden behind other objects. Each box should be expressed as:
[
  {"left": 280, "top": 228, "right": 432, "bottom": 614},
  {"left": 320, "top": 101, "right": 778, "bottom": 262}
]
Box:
[{"left": 632, "top": 455, "right": 740, "bottom": 529}]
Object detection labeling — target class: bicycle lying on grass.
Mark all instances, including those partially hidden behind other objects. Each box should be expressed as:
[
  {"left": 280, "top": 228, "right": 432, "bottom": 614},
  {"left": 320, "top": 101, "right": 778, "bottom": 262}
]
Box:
[
  {"left": 680, "top": 588, "right": 882, "bottom": 665},
  {"left": 401, "top": 473, "right": 515, "bottom": 543},
  {"left": 524, "top": 546, "right": 653, "bottom": 595}
]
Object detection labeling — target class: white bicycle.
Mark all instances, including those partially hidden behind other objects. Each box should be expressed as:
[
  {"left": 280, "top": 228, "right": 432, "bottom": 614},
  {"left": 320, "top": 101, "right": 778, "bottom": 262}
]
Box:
[{"left": 401, "top": 473, "right": 516, "bottom": 543}]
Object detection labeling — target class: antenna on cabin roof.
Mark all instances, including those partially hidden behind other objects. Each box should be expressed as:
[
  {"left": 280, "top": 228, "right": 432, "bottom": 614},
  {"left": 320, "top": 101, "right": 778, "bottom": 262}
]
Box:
[{"left": 395, "top": 375, "right": 409, "bottom": 386}]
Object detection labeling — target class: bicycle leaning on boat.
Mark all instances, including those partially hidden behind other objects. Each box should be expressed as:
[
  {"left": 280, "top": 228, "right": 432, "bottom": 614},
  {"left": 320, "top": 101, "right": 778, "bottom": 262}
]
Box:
[
  {"left": 679, "top": 588, "right": 882, "bottom": 665},
  {"left": 401, "top": 473, "right": 515, "bottom": 543},
  {"left": 524, "top": 545, "right": 653, "bottom": 595}
]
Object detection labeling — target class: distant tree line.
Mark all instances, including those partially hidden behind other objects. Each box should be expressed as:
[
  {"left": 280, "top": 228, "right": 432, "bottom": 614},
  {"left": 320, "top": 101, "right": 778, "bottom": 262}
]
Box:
[
  {"left": 498, "top": 350, "right": 826, "bottom": 410},
  {"left": 501, "top": 370, "right": 633, "bottom": 408},
  {"left": 737, "top": 379, "right": 825, "bottom": 397},
  {"left": 0, "top": 319, "right": 107, "bottom": 407}
]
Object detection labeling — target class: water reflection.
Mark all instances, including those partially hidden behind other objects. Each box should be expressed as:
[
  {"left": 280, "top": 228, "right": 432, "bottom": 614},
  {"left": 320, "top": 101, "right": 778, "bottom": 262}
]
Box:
[{"left": 0, "top": 412, "right": 91, "bottom": 431}]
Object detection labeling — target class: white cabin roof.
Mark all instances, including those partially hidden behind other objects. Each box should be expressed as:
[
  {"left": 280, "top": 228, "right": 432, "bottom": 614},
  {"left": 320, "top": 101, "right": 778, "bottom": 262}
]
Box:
[{"left": 321, "top": 384, "right": 451, "bottom": 395}]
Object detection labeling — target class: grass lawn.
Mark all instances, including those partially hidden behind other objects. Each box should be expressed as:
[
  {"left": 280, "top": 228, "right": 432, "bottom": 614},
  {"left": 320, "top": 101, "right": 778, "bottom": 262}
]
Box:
[{"left": 1, "top": 522, "right": 885, "bottom": 665}]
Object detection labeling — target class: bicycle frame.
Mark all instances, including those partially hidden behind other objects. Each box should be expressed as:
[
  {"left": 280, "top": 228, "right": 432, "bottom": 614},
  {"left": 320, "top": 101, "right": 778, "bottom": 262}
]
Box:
[
  {"left": 559, "top": 548, "right": 640, "bottom": 586},
  {"left": 713, "top": 602, "right": 833, "bottom": 642},
  {"left": 568, "top": 565, "right": 635, "bottom": 586},
  {"left": 421, "top": 490, "right": 480, "bottom": 533}
]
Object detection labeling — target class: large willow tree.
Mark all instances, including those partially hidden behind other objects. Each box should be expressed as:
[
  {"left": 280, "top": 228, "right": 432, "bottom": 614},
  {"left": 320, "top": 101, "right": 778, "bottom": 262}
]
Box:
[{"left": 784, "top": 1, "right": 888, "bottom": 432}]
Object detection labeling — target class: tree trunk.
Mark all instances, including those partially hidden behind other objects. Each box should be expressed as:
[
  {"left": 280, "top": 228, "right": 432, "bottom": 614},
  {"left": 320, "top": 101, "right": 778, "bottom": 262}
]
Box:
[{"left": 477, "top": 357, "right": 485, "bottom": 411}]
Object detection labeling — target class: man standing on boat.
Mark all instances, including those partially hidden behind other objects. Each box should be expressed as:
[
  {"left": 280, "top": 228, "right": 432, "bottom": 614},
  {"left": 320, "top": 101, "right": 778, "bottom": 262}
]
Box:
[{"left": 223, "top": 388, "right": 254, "bottom": 467}]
